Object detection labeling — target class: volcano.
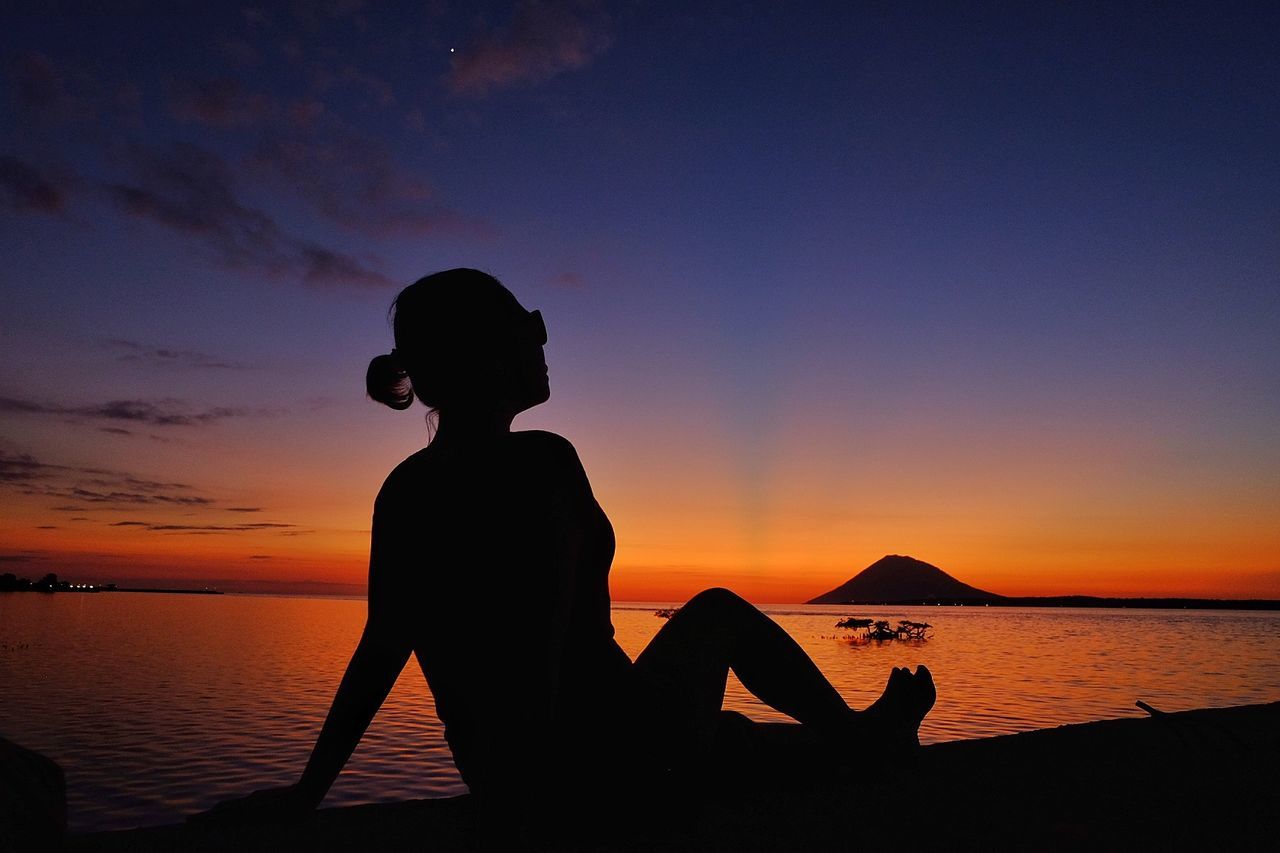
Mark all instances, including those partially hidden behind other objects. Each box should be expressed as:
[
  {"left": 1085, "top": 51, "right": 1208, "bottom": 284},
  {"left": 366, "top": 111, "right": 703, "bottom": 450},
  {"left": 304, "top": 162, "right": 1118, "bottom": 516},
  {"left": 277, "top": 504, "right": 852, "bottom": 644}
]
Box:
[{"left": 806, "top": 554, "right": 1002, "bottom": 604}]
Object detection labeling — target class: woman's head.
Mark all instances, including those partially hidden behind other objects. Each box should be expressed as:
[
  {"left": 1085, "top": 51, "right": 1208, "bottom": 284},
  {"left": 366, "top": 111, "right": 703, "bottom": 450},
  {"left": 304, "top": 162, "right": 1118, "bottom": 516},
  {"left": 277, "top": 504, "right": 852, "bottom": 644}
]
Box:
[{"left": 366, "top": 269, "right": 549, "bottom": 417}]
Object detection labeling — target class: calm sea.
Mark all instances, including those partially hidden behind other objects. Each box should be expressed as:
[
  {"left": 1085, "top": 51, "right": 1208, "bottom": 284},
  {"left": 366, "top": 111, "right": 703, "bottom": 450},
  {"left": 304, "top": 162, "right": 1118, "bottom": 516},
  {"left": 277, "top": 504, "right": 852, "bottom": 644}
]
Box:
[{"left": 2, "top": 592, "right": 1278, "bottom": 833}]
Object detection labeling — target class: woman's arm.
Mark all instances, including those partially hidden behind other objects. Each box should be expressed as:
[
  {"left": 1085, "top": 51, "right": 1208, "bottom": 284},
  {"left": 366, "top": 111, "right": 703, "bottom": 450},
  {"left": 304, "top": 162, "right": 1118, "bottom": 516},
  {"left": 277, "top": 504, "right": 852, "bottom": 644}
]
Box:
[
  {"left": 293, "top": 616, "right": 411, "bottom": 805},
  {"left": 296, "top": 496, "right": 414, "bottom": 803},
  {"left": 192, "top": 505, "right": 410, "bottom": 821}
]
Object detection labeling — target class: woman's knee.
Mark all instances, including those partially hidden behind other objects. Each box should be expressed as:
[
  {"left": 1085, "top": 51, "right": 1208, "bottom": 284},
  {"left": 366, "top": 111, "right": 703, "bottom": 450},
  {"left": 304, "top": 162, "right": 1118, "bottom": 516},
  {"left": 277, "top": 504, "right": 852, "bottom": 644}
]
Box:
[{"left": 684, "top": 586, "right": 748, "bottom": 614}]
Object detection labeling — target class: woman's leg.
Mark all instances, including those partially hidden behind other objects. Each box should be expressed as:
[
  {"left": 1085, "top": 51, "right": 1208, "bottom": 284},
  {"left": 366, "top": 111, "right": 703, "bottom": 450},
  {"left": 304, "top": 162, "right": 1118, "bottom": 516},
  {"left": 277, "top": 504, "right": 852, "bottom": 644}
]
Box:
[
  {"left": 635, "top": 587, "right": 852, "bottom": 733},
  {"left": 633, "top": 588, "right": 934, "bottom": 758}
]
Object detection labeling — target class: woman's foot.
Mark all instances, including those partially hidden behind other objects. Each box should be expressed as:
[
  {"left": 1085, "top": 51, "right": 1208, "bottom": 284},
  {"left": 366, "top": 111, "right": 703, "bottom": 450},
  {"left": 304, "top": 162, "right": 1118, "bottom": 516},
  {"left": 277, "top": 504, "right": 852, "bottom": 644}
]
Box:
[{"left": 848, "top": 665, "right": 936, "bottom": 759}]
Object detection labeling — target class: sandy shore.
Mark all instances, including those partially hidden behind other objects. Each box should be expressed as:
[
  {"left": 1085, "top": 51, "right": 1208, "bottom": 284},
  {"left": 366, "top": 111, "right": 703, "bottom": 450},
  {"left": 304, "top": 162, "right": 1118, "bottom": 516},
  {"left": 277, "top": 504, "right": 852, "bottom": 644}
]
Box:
[{"left": 66, "top": 701, "right": 1278, "bottom": 851}]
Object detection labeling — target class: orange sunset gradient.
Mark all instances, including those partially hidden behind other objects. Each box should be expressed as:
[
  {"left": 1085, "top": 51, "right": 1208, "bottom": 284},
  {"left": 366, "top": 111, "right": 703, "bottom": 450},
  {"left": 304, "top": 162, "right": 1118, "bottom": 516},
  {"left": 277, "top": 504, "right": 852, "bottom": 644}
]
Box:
[{"left": 5, "top": 378, "right": 1277, "bottom": 602}]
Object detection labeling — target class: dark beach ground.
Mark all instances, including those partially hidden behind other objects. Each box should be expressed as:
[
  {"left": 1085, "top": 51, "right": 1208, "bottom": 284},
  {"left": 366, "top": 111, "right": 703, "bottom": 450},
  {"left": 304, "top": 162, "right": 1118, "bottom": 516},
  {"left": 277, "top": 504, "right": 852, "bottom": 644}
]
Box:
[{"left": 64, "top": 701, "right": 1278, "bottom": 851}]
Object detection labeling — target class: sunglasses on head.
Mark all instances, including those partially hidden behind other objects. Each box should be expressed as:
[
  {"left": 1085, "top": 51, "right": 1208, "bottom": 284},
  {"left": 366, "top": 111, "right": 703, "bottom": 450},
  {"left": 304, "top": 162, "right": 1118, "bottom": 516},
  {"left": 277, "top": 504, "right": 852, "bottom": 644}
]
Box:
[{"left": 526, "top": 309, "right": 547, "bottom": 346}]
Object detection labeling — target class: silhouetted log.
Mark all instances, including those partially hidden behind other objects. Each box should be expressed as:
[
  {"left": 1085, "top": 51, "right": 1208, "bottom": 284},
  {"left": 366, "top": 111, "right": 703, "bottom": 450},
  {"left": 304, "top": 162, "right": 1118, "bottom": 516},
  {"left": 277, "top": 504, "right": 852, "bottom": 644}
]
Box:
[{"left": 0, "top": 734, "right": 66, "bottom": 850}]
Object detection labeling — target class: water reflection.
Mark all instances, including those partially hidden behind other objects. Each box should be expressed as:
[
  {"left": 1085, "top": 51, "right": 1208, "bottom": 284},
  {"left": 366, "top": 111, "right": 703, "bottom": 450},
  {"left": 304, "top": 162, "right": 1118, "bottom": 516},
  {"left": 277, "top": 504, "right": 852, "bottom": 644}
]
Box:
[{"left": 1, "top": 593, "right": 1277, "bottom": 832}]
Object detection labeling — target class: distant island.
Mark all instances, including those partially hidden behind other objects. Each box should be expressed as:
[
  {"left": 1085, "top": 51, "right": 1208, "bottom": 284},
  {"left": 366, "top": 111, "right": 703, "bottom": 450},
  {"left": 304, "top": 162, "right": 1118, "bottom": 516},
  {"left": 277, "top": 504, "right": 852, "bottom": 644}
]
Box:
[
  {"left": 0, "top": 572, "right": 222, "bottom": 595},
  {"left": 806, "top": 555, "right": 1280, "bottom": 611},
  {"left": 808, "top": 555, "right": 1001, "bottom": 604}
]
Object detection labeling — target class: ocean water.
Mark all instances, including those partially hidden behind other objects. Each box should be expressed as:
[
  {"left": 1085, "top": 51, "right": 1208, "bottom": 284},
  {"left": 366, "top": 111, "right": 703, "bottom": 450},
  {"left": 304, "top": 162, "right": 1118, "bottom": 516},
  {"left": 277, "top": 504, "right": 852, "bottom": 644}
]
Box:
[{"left": 1, "top": 592, "right": 1277, "bottom": 833}]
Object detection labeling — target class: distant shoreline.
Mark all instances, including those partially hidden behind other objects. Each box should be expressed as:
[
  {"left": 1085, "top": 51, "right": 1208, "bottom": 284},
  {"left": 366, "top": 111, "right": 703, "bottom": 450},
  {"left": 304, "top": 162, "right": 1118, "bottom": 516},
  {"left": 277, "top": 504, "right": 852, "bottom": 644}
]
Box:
[
  {"left": 112, "top": 587, "right": 224, "bottom": 595},
  {"left": 830, "top": 595, "right": 1280, "bottom": 611},
  {"left": 0, "top": 587, "right": 223, "bottom": 596}
]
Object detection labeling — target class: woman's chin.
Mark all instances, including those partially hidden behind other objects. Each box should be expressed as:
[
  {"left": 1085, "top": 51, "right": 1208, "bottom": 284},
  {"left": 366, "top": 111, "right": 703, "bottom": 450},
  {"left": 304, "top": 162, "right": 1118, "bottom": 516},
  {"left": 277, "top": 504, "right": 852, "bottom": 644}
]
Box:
[{"left": 523, "top": 382, "right": 551, "bottom": 409}]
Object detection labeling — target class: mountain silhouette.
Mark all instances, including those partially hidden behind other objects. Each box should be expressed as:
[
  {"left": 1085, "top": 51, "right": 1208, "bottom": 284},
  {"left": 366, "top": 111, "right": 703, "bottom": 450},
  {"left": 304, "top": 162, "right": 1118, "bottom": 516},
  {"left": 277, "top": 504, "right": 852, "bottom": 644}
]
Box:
[{"left": 807, "top": 555, "right": 1002, "bottom": 604}]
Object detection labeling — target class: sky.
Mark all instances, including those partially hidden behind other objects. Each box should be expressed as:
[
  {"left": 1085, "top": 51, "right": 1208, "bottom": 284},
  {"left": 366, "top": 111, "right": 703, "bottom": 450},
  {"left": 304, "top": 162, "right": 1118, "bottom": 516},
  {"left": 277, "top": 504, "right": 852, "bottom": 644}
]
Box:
[{"left": 2, "top": 1, "right": 1278, "bottom": 601}]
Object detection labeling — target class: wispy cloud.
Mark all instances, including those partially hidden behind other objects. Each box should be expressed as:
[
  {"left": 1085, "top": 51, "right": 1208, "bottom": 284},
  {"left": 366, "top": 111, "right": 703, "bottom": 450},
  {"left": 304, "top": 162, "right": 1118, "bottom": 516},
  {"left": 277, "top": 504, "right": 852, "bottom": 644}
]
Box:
[
  {"left": 105, "top": 339, "right": 247, "bottom": 369},
  {"left": 0, "top": 155, "right": 67, "bottom": 213},
  {"left": 1, "top": 449, "right": 208, "bottom": 507},
  {"left": 65, "top": 488, "right": 212, "bottom": 506},
  {"left": 0, "top": 451, "right": 62, "bottom": 484},
  {"left": 11, "top": 51, "right": 95, "bottom": 123},
  {"left": 306, "top": 63, "right": 395, "bottom": 109},
  {"left": 549, "top": 271, "right": 585, "bottom": 289},
  {"left": 1, "top": 451, "right": 298, "bottom": 534},
  {"left": 247, "top": 129, "right": 488, "bottom": 239},
  {"left": 0, "top": 395, "right": 250, "bottom": 427},
  {"left": 168, "top": 77, "right": 273, "bottom": 128},
  {"left": 11, "top": 43, "right": 484, "bottom": 280},
  {"left": 100, "top": 141, "right": 395, "bottom": 289},
  {"left": 448, "top": 0, "right": 612, "bottom": 96},
  {"left": 108, "top": 521, "right": 295, "bottom": 533}
]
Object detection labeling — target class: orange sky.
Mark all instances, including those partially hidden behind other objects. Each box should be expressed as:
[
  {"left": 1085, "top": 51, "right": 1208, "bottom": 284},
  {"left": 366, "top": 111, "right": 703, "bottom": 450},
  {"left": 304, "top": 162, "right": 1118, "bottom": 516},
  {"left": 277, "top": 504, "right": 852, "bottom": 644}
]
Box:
[{"left": 4, "top": 391, "right": 1278, "bottom": 602}]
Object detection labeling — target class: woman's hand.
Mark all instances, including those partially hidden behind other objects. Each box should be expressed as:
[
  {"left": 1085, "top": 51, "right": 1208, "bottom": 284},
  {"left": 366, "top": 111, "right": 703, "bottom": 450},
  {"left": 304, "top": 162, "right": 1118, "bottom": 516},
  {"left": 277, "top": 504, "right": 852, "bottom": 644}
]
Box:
[{"left": 188, "top": 781, "right": 321, "bottom": 824}]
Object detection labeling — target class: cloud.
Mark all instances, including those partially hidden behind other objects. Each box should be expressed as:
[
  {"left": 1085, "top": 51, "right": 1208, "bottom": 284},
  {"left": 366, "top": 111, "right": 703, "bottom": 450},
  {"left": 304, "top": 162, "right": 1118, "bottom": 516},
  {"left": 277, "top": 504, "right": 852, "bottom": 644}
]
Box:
[
  {"left": 80, "top": 472, "right": 199, "bottom": 492},
  {"left": 10, "top": 51, "right": 91, "bottom": 123},
  {"left": 447, "top": 0, "right": 612, "bottom": 96},
  {"left": 549, "top": 271, "right": 585, "bottom": 289},
  {"left": 0, "top": 451, "right": 64, "bottom": 483},
  {"left": 0, "top": 448, "right": 290, "bottom": 522},
  {"left": 109, "top": 521, "right": 296, "bottom": 533},
  {"left": 0, "top": 155, "right": 68, "bottom": 214},
  {"left": 169, "top": 78, "right": 273, "bottom": 128},
  {"left": 247, "top": 131, "right": 488, "bottom": 239},
  {"left": 101, "top": 141, "right": 395, "bottom": 289},
  {"left": 99, "top": 427, "right": 133, "bottom": 436},
  {"left": 308, "top": 63, "right": 394, "bottom": 108},
  {"left": 296, "top": 244, "right": 394, "bottom": 288},
  {"left": 105, "top": 339, "right": 247, "bottom": 369},
  {"left": 0, "top": 554, "right": 43, "bottom": 563},
  {"left": 0, "top": 452, "right": 211, "bottom": 495},
  {"left": 214, "top": 36, "right": 261, "bottom": 68},
  {"left": 100, "top": 142, "right": 281, "bottom": 264},
  {"left": 0, "top": 394, "right": 250, "bottom": 427},
  {"left": 45, "top": 481, "right": 205, "bottom": 508},
  {"left": 12, "top": 48, "right": 480, "bottom": 272},
  {"left": 61, "top": 488, "right": 213, "bottom": 506}
]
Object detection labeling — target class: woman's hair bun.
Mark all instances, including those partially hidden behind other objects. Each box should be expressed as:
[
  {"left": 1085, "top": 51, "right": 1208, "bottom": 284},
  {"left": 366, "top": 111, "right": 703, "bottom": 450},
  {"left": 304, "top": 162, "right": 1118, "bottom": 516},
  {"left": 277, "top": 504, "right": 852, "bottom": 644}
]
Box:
[{"left": 366, "top": 351, "right": 414, "bottom": 410}]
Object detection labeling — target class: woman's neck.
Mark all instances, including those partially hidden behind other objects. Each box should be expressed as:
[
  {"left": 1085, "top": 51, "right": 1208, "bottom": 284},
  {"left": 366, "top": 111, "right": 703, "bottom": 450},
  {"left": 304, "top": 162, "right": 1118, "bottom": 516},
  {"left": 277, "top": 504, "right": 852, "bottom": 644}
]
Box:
[{"left": 432, "top": 408, "right": 516, "bottom": 444}]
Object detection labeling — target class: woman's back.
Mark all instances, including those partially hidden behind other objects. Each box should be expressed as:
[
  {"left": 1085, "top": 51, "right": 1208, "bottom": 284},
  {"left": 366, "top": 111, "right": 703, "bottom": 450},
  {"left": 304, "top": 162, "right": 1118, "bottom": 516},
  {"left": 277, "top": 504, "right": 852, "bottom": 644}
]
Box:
[{"left": 370, "top": 431, "right": 624, "bottom": 791}]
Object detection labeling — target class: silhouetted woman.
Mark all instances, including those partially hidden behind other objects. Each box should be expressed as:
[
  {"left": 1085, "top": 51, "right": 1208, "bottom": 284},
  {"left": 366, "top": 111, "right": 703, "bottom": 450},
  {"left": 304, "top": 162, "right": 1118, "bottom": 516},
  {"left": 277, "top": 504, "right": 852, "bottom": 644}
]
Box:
[{"left": 205, "top": 268, "right": 934, "bottom": 834}]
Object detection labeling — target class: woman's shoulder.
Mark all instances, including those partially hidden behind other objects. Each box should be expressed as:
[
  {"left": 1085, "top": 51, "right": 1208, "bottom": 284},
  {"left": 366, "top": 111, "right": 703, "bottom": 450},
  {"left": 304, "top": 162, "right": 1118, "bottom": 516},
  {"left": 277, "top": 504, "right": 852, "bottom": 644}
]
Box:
[
  {"left": 374, "top": 446, "right": 435, "bottom": 511},
  {"left": 509, "top": 429, "right": 579, "bottom": 459},
  {"left": 509, "top": 431, "right": 592, "bottom": 495},
  {"left": 375, "top": 433, "right": 582, "bottom": 500}
]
